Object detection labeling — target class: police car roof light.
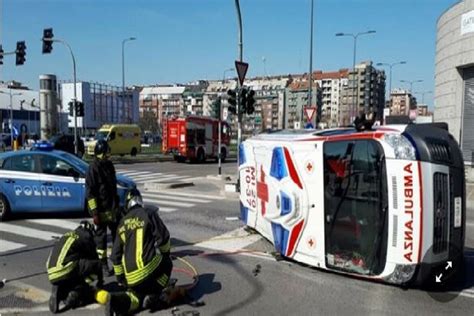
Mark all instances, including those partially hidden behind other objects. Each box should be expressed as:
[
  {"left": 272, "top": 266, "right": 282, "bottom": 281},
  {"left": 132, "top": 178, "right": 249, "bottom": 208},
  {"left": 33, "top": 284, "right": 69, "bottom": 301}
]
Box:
[{"left": 32, "top": 141, "right": 54, "bottom": 151}]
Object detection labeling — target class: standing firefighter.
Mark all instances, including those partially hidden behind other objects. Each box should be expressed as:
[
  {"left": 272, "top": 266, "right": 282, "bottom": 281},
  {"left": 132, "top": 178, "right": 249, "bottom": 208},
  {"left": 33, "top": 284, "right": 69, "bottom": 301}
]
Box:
[
  {"left": 86, "top": 139, "right": 119, "bottom": 275},
  {"left": 46, "top": 221, "right": 108, "bottom": 313},
  {"left": 106, "top": 188, "right": 173, "bottom": 315}
]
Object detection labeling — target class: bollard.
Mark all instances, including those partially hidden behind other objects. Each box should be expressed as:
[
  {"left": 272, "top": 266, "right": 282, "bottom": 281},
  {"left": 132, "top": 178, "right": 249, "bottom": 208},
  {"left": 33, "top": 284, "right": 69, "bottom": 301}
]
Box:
[{"left": 13, "top": 140, "right": 18, "bottom": 151}]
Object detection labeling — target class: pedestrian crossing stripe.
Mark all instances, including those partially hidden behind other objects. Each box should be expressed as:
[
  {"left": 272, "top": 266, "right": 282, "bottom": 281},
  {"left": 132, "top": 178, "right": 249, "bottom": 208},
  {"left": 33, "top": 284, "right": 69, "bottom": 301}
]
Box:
[
  {"left": 27, "top": 219, "right": 80, "bottom": 231},
  {"left": 0, "top": 223, "right": 61, "bottom": 241},
  {"left": 143, "top": 197, "right": 194, "bottom": 208},
  {"left": 142, "top": 192, "right": 212, "bottom": 203},
  {"left": 117, "top": 171, "right": 151, "bottom": 177},
  {"left": 147, "top": 189, "right": 225, "bottom": 200},
  {"left": 0, "top": 240, "right": 26, "bottom": 252}
]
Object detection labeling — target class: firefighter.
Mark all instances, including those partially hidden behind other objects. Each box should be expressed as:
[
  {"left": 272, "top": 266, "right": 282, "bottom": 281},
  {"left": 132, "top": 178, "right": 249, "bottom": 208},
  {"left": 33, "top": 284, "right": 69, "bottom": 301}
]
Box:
[
  {"left": 47, "top": 221, "right": 107, "bottom": 313},
  {"left": 106, "top": 188, "right": 173, "bottom": 315},
  {"left": 86, "top": 139, "right": 120, "bottom": 275}
]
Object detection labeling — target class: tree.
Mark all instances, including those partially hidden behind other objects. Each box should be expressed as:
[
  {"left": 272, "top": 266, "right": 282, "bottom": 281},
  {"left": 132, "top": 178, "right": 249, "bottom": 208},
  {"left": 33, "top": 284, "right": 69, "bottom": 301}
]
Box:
[{"left": 139, "top": 110, "right": 160, "bottom": 134}]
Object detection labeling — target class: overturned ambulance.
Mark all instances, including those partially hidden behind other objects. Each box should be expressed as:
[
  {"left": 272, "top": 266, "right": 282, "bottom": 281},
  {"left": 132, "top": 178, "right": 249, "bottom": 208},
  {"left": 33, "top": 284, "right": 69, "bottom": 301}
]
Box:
[{"left": 239, "top": 124, "right": 465, "bottom": 285}]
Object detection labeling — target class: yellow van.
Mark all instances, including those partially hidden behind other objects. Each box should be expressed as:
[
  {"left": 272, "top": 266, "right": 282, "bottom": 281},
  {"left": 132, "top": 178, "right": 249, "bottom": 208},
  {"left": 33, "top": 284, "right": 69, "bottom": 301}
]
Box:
[{"left": 87, "top": 124, "right": 141, "bottom": 156}]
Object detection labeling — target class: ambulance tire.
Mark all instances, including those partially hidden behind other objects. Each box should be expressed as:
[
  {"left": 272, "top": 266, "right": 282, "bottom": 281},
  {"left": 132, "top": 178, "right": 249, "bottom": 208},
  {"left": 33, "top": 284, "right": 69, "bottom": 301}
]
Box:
[
  {"left": 131, "top": 147, "right": 138, "bottom": 157},
  {"left": 0, "top": 194, "right": 11, "bottom": 222}
]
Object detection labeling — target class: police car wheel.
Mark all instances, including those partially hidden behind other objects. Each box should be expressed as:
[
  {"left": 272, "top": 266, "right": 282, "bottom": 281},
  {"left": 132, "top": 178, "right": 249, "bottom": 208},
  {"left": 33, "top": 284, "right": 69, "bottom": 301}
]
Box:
[{"left": 0, "top": 195, "right": 10, "bottom": 222}]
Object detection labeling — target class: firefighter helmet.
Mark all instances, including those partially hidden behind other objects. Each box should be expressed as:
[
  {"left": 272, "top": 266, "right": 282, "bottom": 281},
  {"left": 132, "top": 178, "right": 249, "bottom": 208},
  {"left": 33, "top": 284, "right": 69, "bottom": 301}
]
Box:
[
  {"left": 94, "top": 139, "right": 110, "bottom": 158},
  {"left": 78, "top": 220, "right": 95, "bottom": 235},
  {"left": 125, "top": 188, "right": 144, "bottom": 211}
]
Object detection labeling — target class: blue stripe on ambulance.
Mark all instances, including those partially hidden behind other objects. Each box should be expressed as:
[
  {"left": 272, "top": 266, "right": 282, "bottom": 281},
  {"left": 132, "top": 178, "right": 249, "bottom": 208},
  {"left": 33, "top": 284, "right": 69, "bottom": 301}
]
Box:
[
  {"left": 270, "top": 147, "right": 288, "bottom": 181},
  {"left": 240, "top": 201, "right": 248, "bottom": 224},
  {"left": 271, "top": 222, "right": 289, "bottom": 255}
]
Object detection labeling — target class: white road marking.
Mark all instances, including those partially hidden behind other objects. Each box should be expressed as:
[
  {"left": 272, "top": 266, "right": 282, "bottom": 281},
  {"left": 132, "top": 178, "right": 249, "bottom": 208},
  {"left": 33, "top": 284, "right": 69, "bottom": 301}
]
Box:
[
  {"left": 0, "top": 223, "right": 61, "bottom": 241},
  {"left": 130, "top": 173, "right": 166, "bottom": 181},
  {"left": 467, "top": 221, "right": 474, "bottom": 227},
  {"left": 225, "top": 217, "right": 239, "bottom": 221},
  {"left": 117, "top": 171, "right": 150, "bottom": 176},
  {"left": 146, "top": 189, "right": 225, "bottom": 200},
  {"left": 143, "top": 197, "right": 194, "bottom": 208},
  {"left": 27, "top": 219, "right": 80, "bottom": 231},
  {"left": 195, "top": 227, "right": 262, "bottom": 252},
  {"left": 142, "top": 192, "right": 211, "bottom": 204},
  {"left": 0, "top": 240, "right": 26, "bottom": 252}
]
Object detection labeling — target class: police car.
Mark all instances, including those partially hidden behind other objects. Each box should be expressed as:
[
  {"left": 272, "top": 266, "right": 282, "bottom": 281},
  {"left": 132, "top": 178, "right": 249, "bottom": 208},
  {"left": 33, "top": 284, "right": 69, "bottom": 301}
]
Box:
[{"left": 0, "top": 142, "right": 136, "bottom": 221}]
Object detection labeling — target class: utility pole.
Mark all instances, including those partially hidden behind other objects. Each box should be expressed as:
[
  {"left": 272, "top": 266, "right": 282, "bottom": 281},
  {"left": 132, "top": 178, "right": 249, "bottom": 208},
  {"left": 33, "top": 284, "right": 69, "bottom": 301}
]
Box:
[
  {"left": 234, "top": 0, "right": 243, "bottom": 191},
  {"left": 308, "top": 0, "right": 314, "bottom": 128}
]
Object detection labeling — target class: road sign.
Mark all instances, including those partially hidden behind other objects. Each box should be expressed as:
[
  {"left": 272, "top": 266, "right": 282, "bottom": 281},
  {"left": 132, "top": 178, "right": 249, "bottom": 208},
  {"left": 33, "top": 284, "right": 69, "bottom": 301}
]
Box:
[
  {"left": 304, "top": 107, "right": 316, "bottom": 122},
  {"left": 235, "top": 61, "right": 249, "bottom": 87},
  {"left": 305, "top": 122, "right": 314, "bottom": 129}
]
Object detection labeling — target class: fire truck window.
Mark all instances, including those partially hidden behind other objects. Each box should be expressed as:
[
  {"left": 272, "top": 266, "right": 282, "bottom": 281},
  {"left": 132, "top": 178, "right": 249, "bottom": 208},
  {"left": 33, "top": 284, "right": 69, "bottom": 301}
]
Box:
[
  {"left": 196, "top": 129, "right": 205, "bottom": 145},
  {"left": 186, "top": 129, "right": 195, "bottom": 145},
  {"left": 323, "top": 140, "right": 387, "bottom": 276}
]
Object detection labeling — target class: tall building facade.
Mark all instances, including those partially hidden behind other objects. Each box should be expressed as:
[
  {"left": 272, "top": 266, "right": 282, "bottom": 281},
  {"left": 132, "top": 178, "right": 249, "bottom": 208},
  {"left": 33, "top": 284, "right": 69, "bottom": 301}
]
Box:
[
  {"left": 435, "top": 0, "right": 474, "bottom": 163},
  {"left": 60, "top": 82, "right": 139, "bottom": 134},
  {"left": 314, "top": 69, "right": 349, "bottom": 128},
  {"left": 340, "top": 61, "right": 386, "bottom": 126},
  {"left": 139, "top": 85, "right": 186, "bottom": 127},
  {"left": 389, "top": 89, "right": 417, "bottom": 116}
]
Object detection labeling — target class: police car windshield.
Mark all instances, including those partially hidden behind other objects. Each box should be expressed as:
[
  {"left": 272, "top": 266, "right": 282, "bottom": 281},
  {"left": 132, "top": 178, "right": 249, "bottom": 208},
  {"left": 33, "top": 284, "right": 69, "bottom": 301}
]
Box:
[
  {"left": 95, "top": 131, "right": 108, "bottom": 140},
  {"left": 59, "top": 152, "right": 88, "bottom": 173}
]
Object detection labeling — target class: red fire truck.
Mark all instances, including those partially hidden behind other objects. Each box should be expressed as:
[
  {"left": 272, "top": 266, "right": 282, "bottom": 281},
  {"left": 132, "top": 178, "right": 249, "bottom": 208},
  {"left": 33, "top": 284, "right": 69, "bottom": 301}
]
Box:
[{"left": 162, "top": 116, "right": 231, "bottom": 163}]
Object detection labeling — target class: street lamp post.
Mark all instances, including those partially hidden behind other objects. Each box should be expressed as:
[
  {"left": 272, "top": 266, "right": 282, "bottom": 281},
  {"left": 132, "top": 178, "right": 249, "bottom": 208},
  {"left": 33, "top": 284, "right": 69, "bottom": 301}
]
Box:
[
  {"left": 0, "top": 90, "right": 22, "bottom": 149},
  {"left": 376, "top": 61, "right": 407, "bottom": 105},
  {"left": 222, "top": 68, "right": 234, "bottom": 84},
  {"left": 400, "top": 79, "right": 424, "bottom": 94},
  {"left": 336, "top": 30, "right": 376, "bottom": 124},
  {"left": 43, "top": 37, "right": 79, "bottom": 155},
  {"left": 414, "top": 91, "right": 432, "bottom": 105},
  {"left": 308, "top": 0, "right": 314, "bottom": 128},
  {"left": 122, "top": 37, "right": 137, "bottom": 123}
]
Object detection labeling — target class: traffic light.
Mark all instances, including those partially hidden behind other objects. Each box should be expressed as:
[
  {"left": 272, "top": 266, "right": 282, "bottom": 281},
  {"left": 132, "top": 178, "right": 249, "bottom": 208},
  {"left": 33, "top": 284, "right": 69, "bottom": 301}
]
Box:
[
  {"left": 15, "top": 41, "right": 26, "bottom": 66},
  {"left": 227, "top": 89, "right": 237, "bottom": 115},
  {"left": 0, "top": 45, "right": 3, "bottom": 65},
  {"left": 211, "top": 97, "right": 221, "bottom": 119},
  {"left": 239, "top": 88, "right": 248, "bottom": 114},
  {"left": 68, "top": 101, "right": 74, "bottom": 116},
  {"left": 246, "top": 89, "right": 256, "bottom": 115},
  {"left": 76, "top": 101, "right": 84, "bottom": 117},
  {"left": 42, "top": 28, "right": 54, "bottom": 54}
]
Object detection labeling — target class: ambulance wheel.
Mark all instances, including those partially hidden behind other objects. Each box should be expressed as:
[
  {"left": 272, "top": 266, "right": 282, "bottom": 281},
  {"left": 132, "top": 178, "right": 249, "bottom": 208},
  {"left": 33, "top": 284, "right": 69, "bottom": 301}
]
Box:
[
  {"left": 0, "top": 194, "right": 11, "bottom": 222},
  {"left": 131, "top": 147, "right": 138, "bottom": 157},
  {"left": 197, "top": 148, "right": 205, "bottom": 163}
]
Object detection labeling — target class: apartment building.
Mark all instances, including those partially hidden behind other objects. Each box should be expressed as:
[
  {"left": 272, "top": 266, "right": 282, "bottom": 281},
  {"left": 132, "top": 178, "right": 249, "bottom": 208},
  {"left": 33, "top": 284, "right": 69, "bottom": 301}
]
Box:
[
  {"left": 139, "top": 85, "right": 186, "bottom": 126},
  {"left": 314, "top": 69, "right": 349, "bottom": 128},
  {"left": 390, "top": 89, "right": 417, "bottom": 116},
  {"left": 285, "top": 79, "right": 321, "bottom": 129},
  {"left": 340, "top": 61, "right": 386, "bottom": 125}
]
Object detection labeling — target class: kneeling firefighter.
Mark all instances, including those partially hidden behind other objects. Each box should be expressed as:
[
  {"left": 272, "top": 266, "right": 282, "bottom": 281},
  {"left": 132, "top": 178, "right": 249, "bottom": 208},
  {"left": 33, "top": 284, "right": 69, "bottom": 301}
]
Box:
[
  {"left": 106, "top": 188, "right": 173, "bottom": 315},
  {"left": 46, "top": 221, "right": 109, "bottom": 313},
  {"left": 86, "top": 139, "right": 120, "bottom": 275}
]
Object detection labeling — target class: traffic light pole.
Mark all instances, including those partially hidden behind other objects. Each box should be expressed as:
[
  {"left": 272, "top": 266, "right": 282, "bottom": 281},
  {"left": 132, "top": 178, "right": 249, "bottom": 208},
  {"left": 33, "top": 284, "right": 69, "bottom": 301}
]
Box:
[
  {"left": 47, "top": 38, "right": 78, "bottom": 155},
  {"left": 234, "top": 0, "right": 243, "bottom": 192}
]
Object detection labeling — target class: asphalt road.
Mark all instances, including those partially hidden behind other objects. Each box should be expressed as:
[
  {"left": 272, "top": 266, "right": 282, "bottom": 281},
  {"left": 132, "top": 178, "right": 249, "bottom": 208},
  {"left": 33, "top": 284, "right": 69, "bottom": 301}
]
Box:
[{"left": 1, "top": 160, "right": 473, "bottom": 315}]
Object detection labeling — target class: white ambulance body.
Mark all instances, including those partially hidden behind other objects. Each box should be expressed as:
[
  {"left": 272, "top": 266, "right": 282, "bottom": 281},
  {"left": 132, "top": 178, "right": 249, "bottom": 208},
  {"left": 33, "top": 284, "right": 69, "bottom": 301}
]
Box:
[{"left": 239, "top": 124, "right": 465, "bottom": 285}]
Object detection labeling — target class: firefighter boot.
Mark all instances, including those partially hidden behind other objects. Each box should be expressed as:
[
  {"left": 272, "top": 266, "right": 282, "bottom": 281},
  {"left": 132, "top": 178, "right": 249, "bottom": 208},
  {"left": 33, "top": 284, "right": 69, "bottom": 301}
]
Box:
[
  {"left": 142, "top": 294, "right": 162, "bottom": 311},
  {"left": 105, "top": 293, "right": 131, "bottom": 316},
  {"left": 49, "top": 285, "right": 60, "bottom": 314},
  {"left": 63, "top": 290, "right": 81, "bottom": 310}
]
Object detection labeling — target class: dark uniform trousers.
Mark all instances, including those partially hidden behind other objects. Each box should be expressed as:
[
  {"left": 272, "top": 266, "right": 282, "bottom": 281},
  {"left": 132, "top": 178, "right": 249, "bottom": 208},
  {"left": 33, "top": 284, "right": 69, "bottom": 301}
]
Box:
[
  {"left": 51, "top": 259, "right": 103, "bottom": 303},
  {"left": 111, "top": 256, "right": 173, "bottom": 312},
  {"left": 94, "top": 216, "right": 118, "bottom": 261}
]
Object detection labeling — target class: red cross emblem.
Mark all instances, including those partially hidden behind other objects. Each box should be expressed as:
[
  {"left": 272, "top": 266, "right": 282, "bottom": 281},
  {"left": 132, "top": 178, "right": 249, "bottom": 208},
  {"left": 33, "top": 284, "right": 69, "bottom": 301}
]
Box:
[
  {"left": 307, "top": 237, "right": 316, "bottom": 249},
  {"left": 306, "top": 162, "right": 313, "bottom": 172}
]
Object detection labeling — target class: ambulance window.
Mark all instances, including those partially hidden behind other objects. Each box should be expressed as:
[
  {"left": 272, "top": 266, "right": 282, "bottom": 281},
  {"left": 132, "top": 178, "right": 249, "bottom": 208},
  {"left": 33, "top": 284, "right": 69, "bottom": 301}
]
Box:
[
  {"left": 109, "top": 131, "right": 116, "bottom": 141},
  {"left": 4, "top": 155, "right": 36, "bottom": 173}
]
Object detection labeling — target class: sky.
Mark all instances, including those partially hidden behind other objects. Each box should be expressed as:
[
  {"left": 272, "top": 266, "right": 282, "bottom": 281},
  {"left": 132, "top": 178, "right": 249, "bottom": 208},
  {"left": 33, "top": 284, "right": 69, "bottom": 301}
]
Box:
[{"left": 0, "top": 0, "right": 460, "bottom": 107}]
